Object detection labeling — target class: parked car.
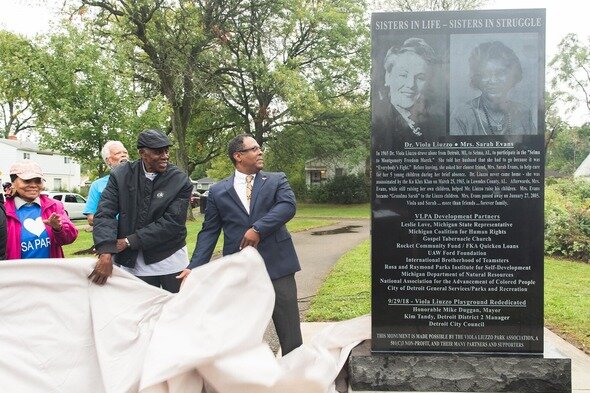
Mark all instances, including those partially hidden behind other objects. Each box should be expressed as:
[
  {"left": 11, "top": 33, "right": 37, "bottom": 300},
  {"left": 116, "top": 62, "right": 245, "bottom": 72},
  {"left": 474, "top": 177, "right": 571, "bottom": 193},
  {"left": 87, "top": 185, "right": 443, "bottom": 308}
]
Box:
[
  {"left": 190, "top": 189, "right": 201, "bottom": 209},
  {"left": 46, "top": 192, "right": 87, "bottom": 220}
]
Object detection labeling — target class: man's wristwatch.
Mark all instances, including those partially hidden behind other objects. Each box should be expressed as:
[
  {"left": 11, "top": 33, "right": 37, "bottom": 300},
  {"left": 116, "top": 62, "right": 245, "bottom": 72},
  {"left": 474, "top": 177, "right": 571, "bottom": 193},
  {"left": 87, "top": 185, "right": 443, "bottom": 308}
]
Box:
[
  {"left": 251, "top": 226, "right": 260, "bottom": 234},
  {"left": 124, "top": 238, "right": 130, "bottom": 248}
]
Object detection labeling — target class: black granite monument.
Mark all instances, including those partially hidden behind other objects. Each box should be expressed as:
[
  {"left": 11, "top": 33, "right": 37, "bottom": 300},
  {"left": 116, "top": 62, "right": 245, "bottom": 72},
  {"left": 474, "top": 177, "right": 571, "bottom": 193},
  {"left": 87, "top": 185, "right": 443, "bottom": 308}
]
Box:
[{"left": 350, "top": 9, "right": 571, "bottom": 392}]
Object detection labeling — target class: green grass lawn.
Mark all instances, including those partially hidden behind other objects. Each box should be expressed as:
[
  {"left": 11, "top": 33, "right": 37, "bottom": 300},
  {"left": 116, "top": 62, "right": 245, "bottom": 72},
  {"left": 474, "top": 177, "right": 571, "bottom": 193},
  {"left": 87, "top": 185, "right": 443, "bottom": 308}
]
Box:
[
  {"left": 307, "top": 241, "right": 590, "bottom": 354},
  {"left": 545, "top": 257, "right": 590, "bottom": 353},
  {"left": 306, "top": 240, "right": 371, "bottom": 321},
  {"left": 295, "top": 203, "right": 369, "bottom": 219}
]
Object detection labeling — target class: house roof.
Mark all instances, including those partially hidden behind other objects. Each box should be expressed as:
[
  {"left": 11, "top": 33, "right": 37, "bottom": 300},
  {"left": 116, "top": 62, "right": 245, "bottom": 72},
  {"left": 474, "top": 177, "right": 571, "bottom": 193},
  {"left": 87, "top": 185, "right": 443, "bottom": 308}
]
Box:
[
  {"left": 0, "top": 138, "right": 54, "bottom": 155},
  {"left": 574, "top": 152, "right": 590, "bottom": 178},
  {"left": 195, "top": 177, "right": 216, "bottom": 184}
]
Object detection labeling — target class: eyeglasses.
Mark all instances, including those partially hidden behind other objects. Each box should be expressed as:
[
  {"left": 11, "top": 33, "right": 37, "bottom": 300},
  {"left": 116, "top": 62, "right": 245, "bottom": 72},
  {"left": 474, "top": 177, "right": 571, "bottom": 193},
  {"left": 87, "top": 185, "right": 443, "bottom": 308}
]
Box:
[{"left": 238, "top": 145, "right": 264, "bottom": 153}]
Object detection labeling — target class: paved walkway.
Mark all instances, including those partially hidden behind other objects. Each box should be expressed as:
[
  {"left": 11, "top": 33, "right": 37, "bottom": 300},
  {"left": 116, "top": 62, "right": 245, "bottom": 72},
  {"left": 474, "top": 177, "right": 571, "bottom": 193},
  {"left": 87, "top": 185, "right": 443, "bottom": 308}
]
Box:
[
  {"left": 264, "top": 218, "right": 370, "bottom": 352},
  {"left": 267, "top": 218, "right": 590, "bottom": 392}
]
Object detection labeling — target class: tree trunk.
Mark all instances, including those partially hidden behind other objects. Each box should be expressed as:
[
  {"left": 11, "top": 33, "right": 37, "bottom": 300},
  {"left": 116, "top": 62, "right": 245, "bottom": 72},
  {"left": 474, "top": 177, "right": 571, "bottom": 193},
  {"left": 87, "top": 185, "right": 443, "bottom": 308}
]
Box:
[{"left": 171, "top": 108, "right": 195, "bottom": 221}]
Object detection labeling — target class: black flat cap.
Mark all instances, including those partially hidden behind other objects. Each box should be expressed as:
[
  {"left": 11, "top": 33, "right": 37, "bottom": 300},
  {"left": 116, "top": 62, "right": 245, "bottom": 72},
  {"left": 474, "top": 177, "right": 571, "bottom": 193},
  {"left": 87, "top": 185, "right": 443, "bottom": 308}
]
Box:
[{"left": 137, "top": 129, "right": 172, "bottom": 149}]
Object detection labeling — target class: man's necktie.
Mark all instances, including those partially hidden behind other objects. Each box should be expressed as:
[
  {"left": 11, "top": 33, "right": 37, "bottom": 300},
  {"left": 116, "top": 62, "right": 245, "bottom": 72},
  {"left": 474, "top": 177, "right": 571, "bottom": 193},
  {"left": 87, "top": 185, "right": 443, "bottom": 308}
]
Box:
[{"left": 246, "top": 175, "right": 253, "bottom": 201}]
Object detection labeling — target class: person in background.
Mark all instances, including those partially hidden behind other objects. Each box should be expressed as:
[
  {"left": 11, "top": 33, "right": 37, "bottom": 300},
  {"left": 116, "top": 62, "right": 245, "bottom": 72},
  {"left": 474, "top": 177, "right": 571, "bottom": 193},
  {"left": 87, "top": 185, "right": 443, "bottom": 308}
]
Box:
[
  {"left": 3, "top": 182, "right": 12, "bottom": 198},
  {"left": 89, "top": 129, "right": 192, "bottom": 293},
  {"left": 178, "top": 134, "right": 303, "bottom": 356},
  {"left": 83, "top": 141, "right": 129, "bottom": 226},
  {"left": 3, "top": 160, "right": 78, "bottom": 260},
  {"left": 0, "top": 202, "right": 6, "bottom": 260}
]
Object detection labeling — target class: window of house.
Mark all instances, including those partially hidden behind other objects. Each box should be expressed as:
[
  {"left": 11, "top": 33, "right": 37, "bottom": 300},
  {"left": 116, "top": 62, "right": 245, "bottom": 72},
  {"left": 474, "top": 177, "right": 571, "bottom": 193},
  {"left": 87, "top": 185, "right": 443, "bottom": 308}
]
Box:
[
  {"left": 64, "top": 157, "right": 71, "bottom": 164},
  {"left": 309, "top": 170, "right": 327, "bottom": 184},
  {"left": 23, "top": 152, "right": 30, "bottom": 159},
  {"left": 54, "top": 178, "right": 62, "bottom": 190}
]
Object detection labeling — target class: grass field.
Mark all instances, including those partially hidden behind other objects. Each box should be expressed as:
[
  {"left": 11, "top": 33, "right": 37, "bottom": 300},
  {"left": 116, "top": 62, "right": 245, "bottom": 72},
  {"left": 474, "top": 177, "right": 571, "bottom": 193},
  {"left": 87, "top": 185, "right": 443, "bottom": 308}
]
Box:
[
  {"left": 544, "top": 257, "right": 590, "bottom": 353},
  {"left": 306, "top": 241, "right": 590, "bottom": 354}
]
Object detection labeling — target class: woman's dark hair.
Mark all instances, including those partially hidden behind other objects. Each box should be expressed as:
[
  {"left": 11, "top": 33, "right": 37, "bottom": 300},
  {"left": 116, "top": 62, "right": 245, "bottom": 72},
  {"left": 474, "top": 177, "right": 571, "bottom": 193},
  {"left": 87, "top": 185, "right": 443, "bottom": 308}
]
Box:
[{"left": 469, "top": 41, "right": 522, "bottom": 90}]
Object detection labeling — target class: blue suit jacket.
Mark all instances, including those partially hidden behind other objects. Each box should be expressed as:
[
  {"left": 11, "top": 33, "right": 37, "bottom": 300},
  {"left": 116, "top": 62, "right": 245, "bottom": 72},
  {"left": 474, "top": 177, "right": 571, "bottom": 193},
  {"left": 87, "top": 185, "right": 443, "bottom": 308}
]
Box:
[{"left": 188, "top": 171, "right": 300, "bottom": 280}]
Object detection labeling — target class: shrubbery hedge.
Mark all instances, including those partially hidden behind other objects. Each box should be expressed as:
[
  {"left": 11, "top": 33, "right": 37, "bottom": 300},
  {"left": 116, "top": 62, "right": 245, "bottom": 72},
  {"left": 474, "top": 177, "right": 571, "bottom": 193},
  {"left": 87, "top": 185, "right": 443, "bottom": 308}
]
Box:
[
  {"left": 545, "top": 178, "right": 590, "bottom": 261},
  {"left": 308, "top": 174, "right": 370, "bottom": 204}
]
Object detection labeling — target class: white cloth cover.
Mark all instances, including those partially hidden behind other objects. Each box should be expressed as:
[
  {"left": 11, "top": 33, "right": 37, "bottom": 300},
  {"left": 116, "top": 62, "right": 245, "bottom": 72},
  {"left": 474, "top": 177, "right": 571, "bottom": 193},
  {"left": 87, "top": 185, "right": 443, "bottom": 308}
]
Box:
[{"left": 0, "top": 247, "right": 370, "bottom": 393}]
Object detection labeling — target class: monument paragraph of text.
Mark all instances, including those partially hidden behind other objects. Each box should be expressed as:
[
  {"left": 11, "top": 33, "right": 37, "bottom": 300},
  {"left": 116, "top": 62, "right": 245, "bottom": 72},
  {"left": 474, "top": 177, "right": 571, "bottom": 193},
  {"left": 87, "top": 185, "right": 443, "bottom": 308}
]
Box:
[{"left": 371, "top": 9, "right": 546, "bottom": 355}]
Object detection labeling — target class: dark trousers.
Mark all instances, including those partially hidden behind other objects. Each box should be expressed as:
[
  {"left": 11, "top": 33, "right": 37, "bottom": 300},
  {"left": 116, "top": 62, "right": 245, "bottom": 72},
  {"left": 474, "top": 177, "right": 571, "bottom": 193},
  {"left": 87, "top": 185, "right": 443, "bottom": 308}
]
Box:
[
  {"left": 138, "top": 272, "right": 182, "bottom": 293},
  {"left": 271, "top": 273, "right": 303, "bottom": 356}
]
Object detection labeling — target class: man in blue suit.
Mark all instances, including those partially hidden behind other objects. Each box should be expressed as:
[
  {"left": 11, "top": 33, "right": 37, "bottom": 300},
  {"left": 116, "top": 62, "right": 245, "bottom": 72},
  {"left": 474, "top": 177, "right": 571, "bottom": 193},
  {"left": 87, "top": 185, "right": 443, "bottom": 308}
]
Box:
[{"left": 178, "top": 134, "right": 303, "bottom": 355}]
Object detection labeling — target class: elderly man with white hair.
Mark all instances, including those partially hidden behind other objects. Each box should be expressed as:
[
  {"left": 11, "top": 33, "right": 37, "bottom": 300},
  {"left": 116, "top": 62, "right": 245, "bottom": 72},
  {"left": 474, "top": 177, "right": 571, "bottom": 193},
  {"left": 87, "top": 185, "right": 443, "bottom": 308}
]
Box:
[{"left": 83, "top": 141, "right": 129, "bottom": 226}]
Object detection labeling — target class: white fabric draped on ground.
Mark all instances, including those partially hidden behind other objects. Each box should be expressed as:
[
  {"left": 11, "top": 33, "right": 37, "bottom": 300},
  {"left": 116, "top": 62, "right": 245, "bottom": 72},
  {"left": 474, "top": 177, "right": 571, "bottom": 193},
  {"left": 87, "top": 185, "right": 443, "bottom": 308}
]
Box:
[{"left": 0, "top": 247, "right": 370, "bottom": 393}]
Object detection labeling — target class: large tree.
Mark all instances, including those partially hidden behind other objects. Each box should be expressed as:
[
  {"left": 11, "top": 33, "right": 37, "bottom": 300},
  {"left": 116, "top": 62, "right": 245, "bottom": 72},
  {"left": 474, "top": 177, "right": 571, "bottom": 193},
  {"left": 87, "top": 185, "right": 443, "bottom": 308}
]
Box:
[
  {"left": 549, "top": 33, "right": 590, "bottom": 121},
  {"left": 74, "top": 0, "right": 244, "bottom": 175},
  {"left": 35, "top": 26, "right": 167, "bottom": 177},
  {"left": 0, "top": 31, "right": 44, "bottom": 138},
  {"left": 216, "top": 0, "right": 369, "bottom": 146}
]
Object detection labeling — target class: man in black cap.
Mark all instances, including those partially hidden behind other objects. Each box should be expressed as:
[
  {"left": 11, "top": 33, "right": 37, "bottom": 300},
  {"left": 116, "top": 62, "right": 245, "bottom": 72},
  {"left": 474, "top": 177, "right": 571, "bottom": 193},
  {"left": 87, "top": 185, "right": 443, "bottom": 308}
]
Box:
[{"left": 89, "top": 129, "right": 193, "bottom": 292}]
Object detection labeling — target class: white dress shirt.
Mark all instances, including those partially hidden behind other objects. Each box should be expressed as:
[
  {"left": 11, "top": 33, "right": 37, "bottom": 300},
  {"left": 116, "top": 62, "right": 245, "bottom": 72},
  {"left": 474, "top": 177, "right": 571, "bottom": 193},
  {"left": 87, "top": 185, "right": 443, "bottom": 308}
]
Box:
[{"left": 233, "top": 170, "right": 255, "bottom": 214}]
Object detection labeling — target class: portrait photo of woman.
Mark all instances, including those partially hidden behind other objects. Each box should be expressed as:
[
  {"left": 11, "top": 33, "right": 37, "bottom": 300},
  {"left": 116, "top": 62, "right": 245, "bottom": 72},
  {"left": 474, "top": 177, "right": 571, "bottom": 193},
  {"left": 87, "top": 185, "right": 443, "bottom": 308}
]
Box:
[
  {"left": 450, "top": 38, "right": 538, "bottom": 136},
  {"left": 372, "top": 36, "right": 447, "bottom": 147}
]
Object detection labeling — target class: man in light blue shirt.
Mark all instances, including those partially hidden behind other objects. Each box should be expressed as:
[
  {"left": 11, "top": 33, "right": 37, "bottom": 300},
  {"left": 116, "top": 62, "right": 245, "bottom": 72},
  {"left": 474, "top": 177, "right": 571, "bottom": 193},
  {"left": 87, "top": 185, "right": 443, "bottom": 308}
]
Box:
[{"left": 84, "top": 141, "right": 128, "bottom": 226}]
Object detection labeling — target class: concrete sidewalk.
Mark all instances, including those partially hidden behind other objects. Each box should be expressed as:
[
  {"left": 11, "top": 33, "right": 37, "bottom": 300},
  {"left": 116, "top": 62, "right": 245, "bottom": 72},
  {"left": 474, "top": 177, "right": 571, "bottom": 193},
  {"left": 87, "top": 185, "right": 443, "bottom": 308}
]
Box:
[
  {"left": 264, "top": 219, "right": 370, "bottom": 352},
  {"left": 301, "top": 322, "right": 590, "bottom": 393}
]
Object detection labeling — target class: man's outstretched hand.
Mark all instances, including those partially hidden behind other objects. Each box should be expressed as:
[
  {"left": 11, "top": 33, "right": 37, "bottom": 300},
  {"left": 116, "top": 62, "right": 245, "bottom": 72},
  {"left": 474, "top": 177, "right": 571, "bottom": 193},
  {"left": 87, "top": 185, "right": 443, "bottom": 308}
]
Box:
[{"left": 88, "top": 253, "right": 113, "bottom": 285}]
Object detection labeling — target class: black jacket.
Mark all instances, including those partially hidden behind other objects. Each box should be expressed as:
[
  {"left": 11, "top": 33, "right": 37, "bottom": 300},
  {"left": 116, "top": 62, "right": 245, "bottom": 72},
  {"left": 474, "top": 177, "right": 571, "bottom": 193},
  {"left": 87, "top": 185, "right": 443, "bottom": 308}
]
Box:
[
  {"left": 0, "top": 203, "right": 6, "bottom": 260},
  {"left": 93, "top": 159, "right": 192, "bottom": 267}
]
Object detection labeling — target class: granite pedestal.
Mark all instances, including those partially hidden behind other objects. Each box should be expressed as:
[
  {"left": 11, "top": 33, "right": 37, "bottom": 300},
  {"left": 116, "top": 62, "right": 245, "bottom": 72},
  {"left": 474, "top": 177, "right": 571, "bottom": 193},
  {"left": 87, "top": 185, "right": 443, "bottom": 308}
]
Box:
[{"left": 349, "top": 340, "right": 571, "bottom": 392}]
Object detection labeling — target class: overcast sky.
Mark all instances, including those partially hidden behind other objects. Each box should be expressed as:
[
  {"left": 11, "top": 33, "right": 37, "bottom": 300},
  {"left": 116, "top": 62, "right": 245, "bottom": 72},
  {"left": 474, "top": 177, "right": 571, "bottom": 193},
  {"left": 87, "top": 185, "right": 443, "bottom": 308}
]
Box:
[{"left": 0, "top": 0, "right": 588, "bottom": 59}]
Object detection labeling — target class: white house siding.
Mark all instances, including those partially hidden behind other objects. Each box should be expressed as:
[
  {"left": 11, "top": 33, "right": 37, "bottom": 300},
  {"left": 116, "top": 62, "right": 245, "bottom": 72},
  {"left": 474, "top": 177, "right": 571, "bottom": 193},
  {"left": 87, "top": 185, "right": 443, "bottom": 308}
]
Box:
[
  {"left": 0, "top": 139, "right": 81, "bottom": 191},
  {"left": 304, "top": 157, "right": 365, "bottom": 187}
]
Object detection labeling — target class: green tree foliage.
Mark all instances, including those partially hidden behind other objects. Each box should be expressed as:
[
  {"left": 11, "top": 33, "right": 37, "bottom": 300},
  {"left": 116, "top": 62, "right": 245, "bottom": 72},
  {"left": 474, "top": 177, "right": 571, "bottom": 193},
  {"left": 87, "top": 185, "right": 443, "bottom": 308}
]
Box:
[
  {"left": 72, "top": 0, "right": 373, "bottom": 183},
  {"left": 371, "top": 0, "right": 487, "bottom": 11},
  {"left": 545, "top": 178, "right": 590, "bottom": 261},
  {"left": 217, "top": 0, "right": 370, "bottom": 146},
  {"left": 76, "top": 0, "right": 243, "bottom": 175},
  {"left": 550, "top": 33, "right": 590, "bottom": 118},
  {"left": 308, "top": 174, "right": 370, "bottom": 204},
  {"left": 546, "top": 124, "right": 590, "bottom": 174},
  {"left": 35, "top": 26, "right": 167, "bottom": 176},
  {"left": 0, "top": 31, "right": 44, "bottom": 138},
  {"left": 544, "top": 90, "right": 570, "bottom": 151}
]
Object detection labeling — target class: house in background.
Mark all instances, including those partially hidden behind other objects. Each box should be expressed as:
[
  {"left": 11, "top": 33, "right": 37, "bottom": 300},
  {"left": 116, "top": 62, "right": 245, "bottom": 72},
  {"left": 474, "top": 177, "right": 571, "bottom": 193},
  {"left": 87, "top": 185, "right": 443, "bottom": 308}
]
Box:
[
  {"left": 574, "top": 152, "right": 590, "bottom": 181},
  {"left": 0, "top": 137, "right": 81, "bottom": 191},
  {"left": 304, "top": 156, "right": 366, "bottom": 187},
  {"left": 193, "top": 177, "right": 217, "bottom": 193}
]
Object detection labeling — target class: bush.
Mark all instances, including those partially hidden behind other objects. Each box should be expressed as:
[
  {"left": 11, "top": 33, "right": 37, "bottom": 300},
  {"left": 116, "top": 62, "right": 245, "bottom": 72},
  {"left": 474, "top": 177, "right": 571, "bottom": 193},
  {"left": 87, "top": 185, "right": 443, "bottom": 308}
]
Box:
[
  {"left": 309, "top": 174, "right": 369, "bottom": 204},
  {"left": 545, "top": 179, "right": 590, "bottom": 261},
  {"left": 289, "top": 176, "right": 309, "bottom": 202}
]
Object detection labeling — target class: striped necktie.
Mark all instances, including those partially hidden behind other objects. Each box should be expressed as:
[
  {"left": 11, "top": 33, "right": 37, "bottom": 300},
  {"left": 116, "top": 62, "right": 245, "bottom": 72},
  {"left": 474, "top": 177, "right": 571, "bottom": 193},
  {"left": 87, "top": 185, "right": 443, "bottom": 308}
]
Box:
[{"left": 246, "top": 175, "right": 253, "bottom": 201}]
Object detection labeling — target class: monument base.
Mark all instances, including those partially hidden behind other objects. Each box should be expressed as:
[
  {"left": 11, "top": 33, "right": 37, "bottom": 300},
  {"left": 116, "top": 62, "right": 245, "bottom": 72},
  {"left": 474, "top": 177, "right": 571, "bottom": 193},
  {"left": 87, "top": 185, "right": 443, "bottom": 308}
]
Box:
[{"left": 348, "top": 340, "right": 571, "bottom": 392}]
